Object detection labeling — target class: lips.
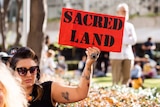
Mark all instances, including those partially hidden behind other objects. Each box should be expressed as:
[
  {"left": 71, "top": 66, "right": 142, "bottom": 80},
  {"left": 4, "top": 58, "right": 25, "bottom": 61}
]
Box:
[{"left": 24, "top": 79, "right": 32, "bottom": 83}]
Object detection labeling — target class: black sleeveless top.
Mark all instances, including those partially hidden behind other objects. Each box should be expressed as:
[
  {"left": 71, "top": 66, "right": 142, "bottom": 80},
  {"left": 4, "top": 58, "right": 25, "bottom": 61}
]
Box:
[{"left": 29, "top": 81, "right": 55, "bottom": 107}]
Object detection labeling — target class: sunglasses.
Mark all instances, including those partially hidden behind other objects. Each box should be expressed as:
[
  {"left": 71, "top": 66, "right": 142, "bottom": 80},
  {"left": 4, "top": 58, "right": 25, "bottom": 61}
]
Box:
[{"left": 16, "top": 66, "right": 39, "bottom": 76}]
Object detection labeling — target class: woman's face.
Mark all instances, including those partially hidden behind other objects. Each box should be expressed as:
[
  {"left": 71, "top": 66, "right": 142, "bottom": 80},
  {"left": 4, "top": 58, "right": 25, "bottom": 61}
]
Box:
[
  {"left": 14, "top": 58, "right": 38, "bottom": 89},
  {"left": 0, "top": 83, "right": 6, "bottom": 107},
  {"left": 117, "top": 7, "right": 126, "bottom": 17}
]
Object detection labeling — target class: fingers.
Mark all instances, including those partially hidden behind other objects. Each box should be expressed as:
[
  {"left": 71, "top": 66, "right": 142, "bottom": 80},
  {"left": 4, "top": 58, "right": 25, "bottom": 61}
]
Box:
[{"left": 86, "top": 47, "right": 100, "bottom": 54}]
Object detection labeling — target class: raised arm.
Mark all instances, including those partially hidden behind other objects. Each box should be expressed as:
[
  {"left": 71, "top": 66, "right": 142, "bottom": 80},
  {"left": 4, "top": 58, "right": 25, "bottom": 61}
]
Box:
[{"left": 51, "top": 47, "right": 100, "bottom": 104}]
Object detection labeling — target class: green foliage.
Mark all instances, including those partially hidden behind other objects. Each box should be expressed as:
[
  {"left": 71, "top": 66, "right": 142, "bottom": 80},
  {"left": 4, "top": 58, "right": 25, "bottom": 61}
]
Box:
[
  {"left": 129, "top": 14, "right": 139, "bottom": 19},
  {"left": 129, "top": 12, "right": 160, "bottom": 19},
  {"left": 53, "top": 42, "right": 73, "bottom": 50},
  {"left": 145, "top": 12, "right": 159, "bottom": 17},
  {"left": 47, "top": 18, "right": 60, "bottom": 22}
]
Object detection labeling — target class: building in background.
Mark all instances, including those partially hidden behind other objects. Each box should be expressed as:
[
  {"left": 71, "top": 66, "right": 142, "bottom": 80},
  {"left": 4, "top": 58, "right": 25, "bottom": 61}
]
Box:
[{"left": 47, "top": 0, "right": 160, "bottom": 19}]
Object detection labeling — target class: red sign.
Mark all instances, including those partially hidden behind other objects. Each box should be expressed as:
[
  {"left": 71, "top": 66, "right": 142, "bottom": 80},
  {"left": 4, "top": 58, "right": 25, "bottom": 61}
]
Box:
[{"left": 59, "top": 8, "right": 125, "bottom": 52}]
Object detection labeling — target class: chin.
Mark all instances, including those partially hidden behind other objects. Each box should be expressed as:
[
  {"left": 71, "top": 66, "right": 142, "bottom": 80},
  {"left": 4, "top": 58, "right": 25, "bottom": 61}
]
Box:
[
  {"left": 24, "top": 83, "right": 34, "bottom": 88},
  {"left": 0, "top": 97, "right": 5, "bottom": 107}
]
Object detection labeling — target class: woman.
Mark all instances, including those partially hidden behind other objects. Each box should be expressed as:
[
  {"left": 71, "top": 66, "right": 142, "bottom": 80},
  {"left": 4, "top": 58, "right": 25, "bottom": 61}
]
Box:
[
  {"left": 10, "top": 46, "right": 100, "bottom": 107},
  {"left": 0, "top": 62, "right": 27, "bottom": 107},
  {"left": 109, "top": 3, "right": 137, "bottom": 85}
]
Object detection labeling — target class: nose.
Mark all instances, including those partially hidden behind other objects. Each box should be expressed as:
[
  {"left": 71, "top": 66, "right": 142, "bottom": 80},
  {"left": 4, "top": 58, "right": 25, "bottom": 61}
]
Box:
[{"left": 26, "top": 70, "right": 32, "bottom": 76}]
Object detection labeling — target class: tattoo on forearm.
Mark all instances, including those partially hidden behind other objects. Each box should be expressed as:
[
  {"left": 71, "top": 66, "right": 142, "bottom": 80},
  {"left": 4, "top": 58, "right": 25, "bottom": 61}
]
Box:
[
  {"left": 87, "top": 67, "right": 91, "bottom": 73},
  {"left": 62, "top": 92, "right": 70, "bottom": 101},
  {"left": 82, "top": 73, "right": 90, "bottom": 80},
  {"left": 88, "top": 83, "right": 90, "bottom": 87}
]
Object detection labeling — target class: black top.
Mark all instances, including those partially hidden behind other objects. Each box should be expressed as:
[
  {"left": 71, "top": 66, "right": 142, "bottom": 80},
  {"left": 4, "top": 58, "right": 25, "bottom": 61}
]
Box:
[
  {"left": 29, "top": 81, "right": 54, "bottom": 107},
  {"left": 144, "top": 41, "right": 154, "bottom": 59}
]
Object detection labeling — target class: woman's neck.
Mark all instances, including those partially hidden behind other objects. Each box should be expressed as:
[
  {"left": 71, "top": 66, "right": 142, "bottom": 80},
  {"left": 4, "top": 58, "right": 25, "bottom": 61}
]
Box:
[
  {"left": 25, "top": 86, "right": 33, "bottom": 96},
  {"left": 25, "top": 86, "right": 34, "bottom": 102}
]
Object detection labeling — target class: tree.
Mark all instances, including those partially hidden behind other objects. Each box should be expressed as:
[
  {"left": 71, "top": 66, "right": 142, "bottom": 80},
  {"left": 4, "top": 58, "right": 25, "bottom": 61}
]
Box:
[
  {"left": 27, "top": 0, "right": 47, "bottom": 59},
  {"left": 14, "top": 0, "right": 23, "bottom": 46},
  {"left": 0, "top": 0, "right": 10, "bottom": 51}
]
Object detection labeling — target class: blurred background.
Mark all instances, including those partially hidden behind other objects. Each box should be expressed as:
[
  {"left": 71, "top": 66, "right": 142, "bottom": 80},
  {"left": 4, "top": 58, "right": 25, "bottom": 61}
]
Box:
[{"left": 0, "top": 0, "right": 160, "bottom": 68}]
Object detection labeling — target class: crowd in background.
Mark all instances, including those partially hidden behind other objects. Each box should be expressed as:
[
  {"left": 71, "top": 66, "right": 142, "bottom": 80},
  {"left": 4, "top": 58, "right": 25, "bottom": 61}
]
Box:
[
  {"left": 0, "top": 33, "right": 160, "bottom": 88},
  {"left": 0, "top": 31, "right": 160, "bottom": 88}
]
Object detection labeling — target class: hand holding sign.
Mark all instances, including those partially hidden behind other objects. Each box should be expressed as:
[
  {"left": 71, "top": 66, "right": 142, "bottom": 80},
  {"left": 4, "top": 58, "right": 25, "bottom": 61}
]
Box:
[
  {"left": 90, "top": 53, "right": 99, "bottom": 59},
  {"left": 85, "top": 47, "right": 100, "bottom": 66},
  {"left": 59, "top": 8, "right": 125, "bottom": 52}
]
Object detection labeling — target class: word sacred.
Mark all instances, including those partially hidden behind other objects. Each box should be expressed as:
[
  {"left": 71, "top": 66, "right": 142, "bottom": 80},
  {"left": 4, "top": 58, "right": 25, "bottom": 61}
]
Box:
[{"left": 63, "top": 11, "right": 123, "bottom": 30}]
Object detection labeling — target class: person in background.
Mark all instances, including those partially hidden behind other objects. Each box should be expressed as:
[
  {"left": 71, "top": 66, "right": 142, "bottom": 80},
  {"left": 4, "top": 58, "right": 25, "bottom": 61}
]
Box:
[
  {"left": 43, "top": 35, "right": 51, "bottom": 53},
  {"left": 10, "top": 46, "right": 100, "bottom": 107},
  {"left": 74, "top": 55, "right": 87, "bottom": 77},
  {"left": 142, "top": 37, "right": 156, "bottom": 59},
  {"left": 55, "top": 55, "right": 68, "bottom": 76},
  {"left": 78, "top": 55, "right": 87, "bottom": 73},
  {"left": 40, "top": 49, "right": 57, "bottom": 81},
  {"left": 40, "top": 35, "right": 51, "bottom": 70},
  {"left": 94, "top": 52, "right": 109, "bottom": 77},
  {"left": 109, "top": 3, "right": 137, "bottom": 85},
  {"left": 131, "top": 61, "right": 143, "bottom": 79},
  {"left": 0, "top": 52, "right": 11, "bottom": 66},
  {"left": 143, "top": 54, "right": 157, "bottom": 78},
  {"left": 0, "top": 47, "right": 19, "bottom": 67},
  {"left": 129, "top": 61, "right": 143, "bottom": 89},
  {"left": 0, "top": 62, "right": 28, "bottom": 107}
]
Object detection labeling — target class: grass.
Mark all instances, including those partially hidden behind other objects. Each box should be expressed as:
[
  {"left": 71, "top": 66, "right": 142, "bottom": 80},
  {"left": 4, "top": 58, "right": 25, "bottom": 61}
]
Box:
[
  {"left": 92, "top": 73, "right": 160, "bottom": 92},
  {"left": 92, "top": 75, "right": 112, "bottom": 87},
  {"left": 67, "top": 71, "right": 160, "bottom": 92}
]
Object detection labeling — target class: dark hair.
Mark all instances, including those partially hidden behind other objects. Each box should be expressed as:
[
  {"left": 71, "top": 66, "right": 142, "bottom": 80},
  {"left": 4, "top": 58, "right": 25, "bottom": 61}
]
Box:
[
  {"left": 10, "top": 47, "right": 40, "bottom": 80},
  {"left": 148, "top": 37, "right": 152, "bottom": 41}
]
